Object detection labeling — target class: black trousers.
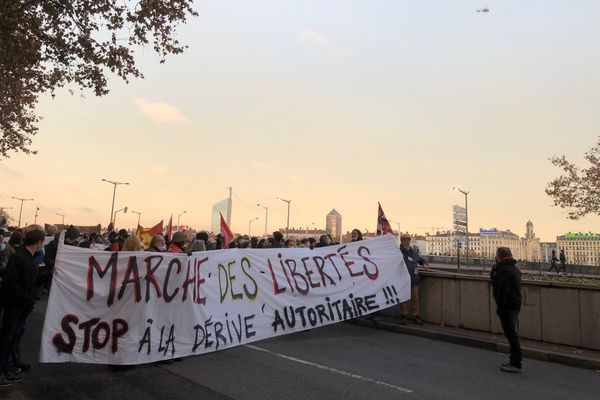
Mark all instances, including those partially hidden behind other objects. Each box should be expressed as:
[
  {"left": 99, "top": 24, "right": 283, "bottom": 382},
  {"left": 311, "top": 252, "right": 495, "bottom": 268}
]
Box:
[{"left": 497, "top": 309, "right": 522, "bottom": 368}]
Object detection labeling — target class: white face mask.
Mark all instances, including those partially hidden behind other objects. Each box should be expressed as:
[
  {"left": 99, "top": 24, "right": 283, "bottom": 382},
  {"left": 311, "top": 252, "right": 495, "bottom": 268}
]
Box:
[{"left": 159, "top": 245, "right": 167, "bottom": 252}]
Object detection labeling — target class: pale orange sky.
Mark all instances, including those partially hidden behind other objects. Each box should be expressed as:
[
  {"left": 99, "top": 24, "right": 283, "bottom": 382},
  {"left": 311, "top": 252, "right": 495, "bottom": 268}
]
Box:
[{"left": 2, "top": 1, "right": 600, "bottom": 242}]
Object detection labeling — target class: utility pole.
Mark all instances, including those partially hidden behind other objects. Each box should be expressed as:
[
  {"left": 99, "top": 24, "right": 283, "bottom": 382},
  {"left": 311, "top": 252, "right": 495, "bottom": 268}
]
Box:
[{"left": 34, "top": 207, "right": 40, "bottom": 224}]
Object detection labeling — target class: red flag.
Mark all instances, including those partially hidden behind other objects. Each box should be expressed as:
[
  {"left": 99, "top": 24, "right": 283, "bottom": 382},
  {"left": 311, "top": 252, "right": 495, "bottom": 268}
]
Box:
[
  {"left": 137, "top": 221, "right": 164, "bottom": 248},
  {"left": 220, "top": 212, "right": 234, "bottom": 249},
  {"left": 377, "top": 202, "right": 394, "bottom": 235},
  {"left": 166, "top": 214, "right": 173, "bottom": 238}
]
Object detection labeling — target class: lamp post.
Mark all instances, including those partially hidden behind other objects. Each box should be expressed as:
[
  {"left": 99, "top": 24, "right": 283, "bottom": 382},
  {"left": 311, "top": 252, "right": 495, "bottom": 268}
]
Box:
[
  {"left": 453, "top": 186, "right": 470, "bottom": 263},
  {"left": 12, "top": 197, "right": 33, "bottom": 228},
  {"left": 131, "top": 210, "right": 142, "bottom": 227},
  {"left": 113, "top": 207, "right": 128, "bottom": 227},
  {"left": 34, "top": 207, "right": 40, "bottom": 224},
  {"left": 248, "top": 217, "right": 259, "bottom": 235},
  {"left": 177, "top": 210, "right": 187, "bottom": 231},
  {"left": 305, "top": 222, "right": 315, "bottom": 237},
  {"left": 101, "top": 179, "right": 129, "bottom": 224},
  {"left": 276, "top": 197, "right": 291, "bottom": 238},
  {"left": 257, "top": 204, "right": 269, "bottom": 237},
  {"left": 56, "top": 213, "right": 65, "bottom": 225}
]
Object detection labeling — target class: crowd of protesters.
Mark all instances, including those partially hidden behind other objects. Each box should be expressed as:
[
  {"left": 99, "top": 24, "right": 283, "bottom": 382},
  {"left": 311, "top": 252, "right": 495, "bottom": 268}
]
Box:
[{"left": 0, "top": 219, "right": 452, "bottom": 385}]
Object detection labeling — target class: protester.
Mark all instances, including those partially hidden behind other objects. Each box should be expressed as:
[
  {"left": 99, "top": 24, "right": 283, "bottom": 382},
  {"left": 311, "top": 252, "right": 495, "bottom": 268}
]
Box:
[
  {"left": 146, "top": 234, "right": 166, "bottom": 252},
  {"left": 548, "top": 250, "right": 558, "bottom": 272},
  {"left": 0, "top": 225, "right": 51, "bottom": 385},
  {"left": 122, "top": 236, "right": 142, "bottom": 252},
  {"left": 117, "top": 229, "right": 129, "bottom": 251},
  {"left": 64, "top": 226, "right": 80, "bottom": 247},
  {"left": 168, "top": 232, "right": 187, "bottom": 253},
  {"left": 284, "top": 239, "right": 297, "bottom": 248},
  {"left": 105, "top": 231, "right": 120, "bottom": 252},
  {"left": 558, "top": 249, "right": 567, "bottom": 273},
  {"left": 189, "top": 239, "right": 206, "bottom": 252},
  {"left": 399, "top": 234, "right": 429, "bottom": 325},
  {"left": 491, "top": 247, "right": 523, "bottom": 373},
  {"left": 351, "top": 229, "right": 363, "bottom": 242},
  {"left": 272, "top": 231, "right": 284, "bottom": 248},
  {"left": 250, "top": 236, "right": 259, "bottom": 249},
  {"left": 317, "top": 235, "right": 331, "bottom": 247}
]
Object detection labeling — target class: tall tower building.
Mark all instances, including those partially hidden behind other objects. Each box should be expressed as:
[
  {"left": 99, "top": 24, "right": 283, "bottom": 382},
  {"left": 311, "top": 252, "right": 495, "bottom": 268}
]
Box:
[
  {"left": 525, "top": 220, "right": 535, "bottom": 239},
  {"left": 326, "top": 209, "right": 342, "bottom": 243}
]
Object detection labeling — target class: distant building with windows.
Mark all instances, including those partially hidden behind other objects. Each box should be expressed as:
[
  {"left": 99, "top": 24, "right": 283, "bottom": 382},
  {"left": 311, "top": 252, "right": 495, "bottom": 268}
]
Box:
[
  {"left": 425, "top": 221, "right": 541, "bottom": 262},
  {"left": 556, "top": 232, "right": 600, "bottom": 266},
  {"left": 326, "top": 209, "right": 342, "bottom": 243}
]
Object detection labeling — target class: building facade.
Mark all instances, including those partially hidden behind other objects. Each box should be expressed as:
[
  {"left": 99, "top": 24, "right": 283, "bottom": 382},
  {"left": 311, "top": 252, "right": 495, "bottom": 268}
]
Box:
[
  {"left": 426, "top": 221, "right": 541, "bottom": 262},
  {"left": 556, "top": 232, "right": 600, "bottom": 266}
]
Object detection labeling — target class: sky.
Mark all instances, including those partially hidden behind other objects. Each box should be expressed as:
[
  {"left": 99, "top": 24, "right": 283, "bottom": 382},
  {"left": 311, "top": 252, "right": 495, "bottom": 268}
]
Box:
[{"left": 1, "top": 0, "right": 600, "bottom": 242}]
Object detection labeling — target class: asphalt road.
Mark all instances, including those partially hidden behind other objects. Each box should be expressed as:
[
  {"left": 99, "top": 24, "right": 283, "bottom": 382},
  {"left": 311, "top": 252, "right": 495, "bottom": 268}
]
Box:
[{"left": 2, "top": 303, "right": 599, "bottom": 400}]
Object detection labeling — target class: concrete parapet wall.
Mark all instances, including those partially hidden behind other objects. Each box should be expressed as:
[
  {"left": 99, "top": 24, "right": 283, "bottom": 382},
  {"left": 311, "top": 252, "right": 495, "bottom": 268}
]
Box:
[{"left": 384, "top": 271, "right": 600, "bottom": 351}]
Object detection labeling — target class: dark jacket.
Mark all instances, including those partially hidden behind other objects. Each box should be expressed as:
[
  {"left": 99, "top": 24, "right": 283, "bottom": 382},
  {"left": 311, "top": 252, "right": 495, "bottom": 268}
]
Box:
[
  {"left": 2, "top": 246, "right": 50, "bottom": 309},
  {"left": 490, "top": 258, "right": 522, "bottom": 312},
  {"left": 400, "top": 246, "right": 425, "bottom": 286},
  {"left": 44, "top": 238, "right": 58, "bottom": 269}
]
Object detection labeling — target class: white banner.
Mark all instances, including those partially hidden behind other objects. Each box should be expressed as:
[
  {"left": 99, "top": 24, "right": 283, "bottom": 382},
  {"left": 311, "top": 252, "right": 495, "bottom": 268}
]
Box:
[{"left": 40, "top": 234, "right": 410, "bottom": 364}]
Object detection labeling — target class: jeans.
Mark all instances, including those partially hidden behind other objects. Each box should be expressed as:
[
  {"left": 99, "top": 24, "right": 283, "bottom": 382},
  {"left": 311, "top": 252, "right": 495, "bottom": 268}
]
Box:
[
  {"left": 0, "top": 307, "right": 32, "bottom": 373},
  {"left": 497, "top": 309, "right": 522, "bottom": 368}
]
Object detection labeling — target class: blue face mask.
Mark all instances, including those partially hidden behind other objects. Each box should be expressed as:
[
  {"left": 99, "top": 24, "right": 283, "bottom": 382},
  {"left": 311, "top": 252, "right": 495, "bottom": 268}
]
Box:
[{"left": 0, "top": 243, "right": 6, "bottom": 252}]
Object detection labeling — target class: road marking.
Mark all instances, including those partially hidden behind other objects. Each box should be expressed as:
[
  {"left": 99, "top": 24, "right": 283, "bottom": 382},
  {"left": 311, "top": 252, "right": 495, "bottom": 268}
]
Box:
[{"left": 245, "top": 345, "right": 412, "bottom": 394}]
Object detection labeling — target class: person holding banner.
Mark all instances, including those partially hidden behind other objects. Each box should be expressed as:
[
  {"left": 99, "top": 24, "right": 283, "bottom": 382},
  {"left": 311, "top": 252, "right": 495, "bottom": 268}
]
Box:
[
  {"left": 146, "top": 234, "right": 166, "bottom": 252},
  {"left": 168, "top": 231, "right": 188, "bottom": 253},
  {"left": 399, "top": 234, "right": 429, "bottom": 325},
  {"left": 0, "top": 225, "right": 50, "bottom": 385}
]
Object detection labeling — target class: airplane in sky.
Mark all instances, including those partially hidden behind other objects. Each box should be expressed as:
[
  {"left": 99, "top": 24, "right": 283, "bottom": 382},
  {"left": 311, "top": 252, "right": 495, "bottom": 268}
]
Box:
[{"left": 477, "top": 7, "right": 490, "bottom": 13}]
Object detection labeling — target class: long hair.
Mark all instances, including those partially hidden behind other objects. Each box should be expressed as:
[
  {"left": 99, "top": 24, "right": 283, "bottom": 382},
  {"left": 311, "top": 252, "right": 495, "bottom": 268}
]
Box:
[{"left": 122, "top": 236, "right": 142, "bottom": 251}]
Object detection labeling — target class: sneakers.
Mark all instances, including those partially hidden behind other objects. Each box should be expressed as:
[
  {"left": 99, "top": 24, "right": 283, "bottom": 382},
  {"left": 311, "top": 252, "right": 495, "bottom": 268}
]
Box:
[
  {"left": 3, "top": 371, "right": 23, "bottom": 383},
  {"left": 413, "top": 316, "right": 424, "bottom": 325},
  {"left": 500, "top": 363, "right": 522, "bottom": 374}
]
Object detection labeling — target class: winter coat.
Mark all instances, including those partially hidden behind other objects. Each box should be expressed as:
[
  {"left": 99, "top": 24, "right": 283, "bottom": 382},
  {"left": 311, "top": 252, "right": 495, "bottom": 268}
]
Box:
[
  {"left": 490, "top": 257, "right": 522, "bottom": 312},
  {"left": 2, "top": 246, "right": 50, "bottom": 309}
]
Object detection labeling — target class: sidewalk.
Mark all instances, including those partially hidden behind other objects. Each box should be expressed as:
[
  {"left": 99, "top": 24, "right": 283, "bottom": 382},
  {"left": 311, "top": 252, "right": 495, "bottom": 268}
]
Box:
[{"left": 352, "top": 315, "right": 600, "bottom": 371}]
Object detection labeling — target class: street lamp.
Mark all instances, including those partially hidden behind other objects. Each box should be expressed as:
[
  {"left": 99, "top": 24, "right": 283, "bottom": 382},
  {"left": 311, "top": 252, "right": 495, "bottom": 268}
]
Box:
[
  {"left": 276, "top": 197, "right": 292, "bottom": 238},
  {"left": 305, "top": 222, "right": 315, "bottom": 237},
  {"left": 101, "top": 179, "right": 129, "bottom": 225},
  {"left": 177, "top": 210, "right": 187, "bottom": 231},
  {"left": 248, "top": 217, "right": 259, "bottom": 235},
  {"left": 12, "top": 197, "right": 33, "bottom": 228},
  {"left": 453, "top": 186, "right": 470, "bottom": 262},
  {"left": 34, "top": 207, "right": 40, "bottom": 224},
  {"left": 113, "top": 207, "right": 128, "bottom": 227},
  {"left": 56, "top": 213, "right": 65, "bottom": 225},
  {"left": 257, "top": 204, "right": 269, "bottom": 237},
  {"left": 131, "top": 210, "right": 142, "bottom": 227}
]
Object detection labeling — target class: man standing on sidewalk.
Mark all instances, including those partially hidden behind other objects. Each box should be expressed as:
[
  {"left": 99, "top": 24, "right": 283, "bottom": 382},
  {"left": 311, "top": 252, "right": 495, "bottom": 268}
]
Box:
[{"left": 491, "top": 247, "right": 523, "bottom": 373}]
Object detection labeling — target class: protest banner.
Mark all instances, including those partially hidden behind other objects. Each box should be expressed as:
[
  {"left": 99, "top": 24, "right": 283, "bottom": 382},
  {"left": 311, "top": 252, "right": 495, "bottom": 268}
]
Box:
[{"left": 40, "top": 234, "right": 410, "bottom": 364}]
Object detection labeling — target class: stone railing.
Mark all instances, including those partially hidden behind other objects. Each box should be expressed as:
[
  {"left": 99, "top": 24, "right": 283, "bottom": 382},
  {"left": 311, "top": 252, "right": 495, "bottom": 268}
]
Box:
[{"left": 382, "top": 270, "right": 600, "bottom": 351}]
